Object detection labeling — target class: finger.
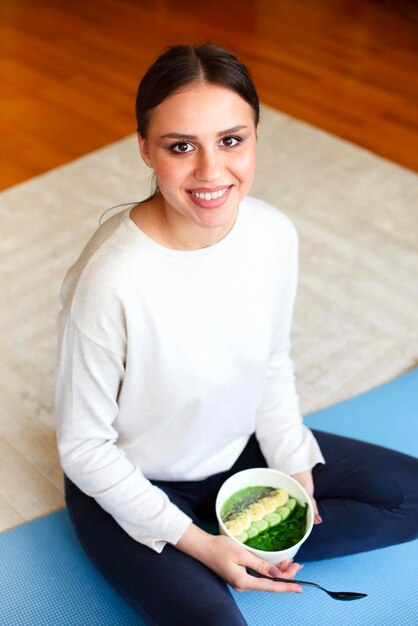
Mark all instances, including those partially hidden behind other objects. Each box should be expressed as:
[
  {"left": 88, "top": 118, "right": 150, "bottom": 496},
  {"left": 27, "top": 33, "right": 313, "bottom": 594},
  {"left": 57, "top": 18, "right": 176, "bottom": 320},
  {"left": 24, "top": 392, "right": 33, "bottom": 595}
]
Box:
[
  {"left": 243, "top": 575, "right": 302, "bottom": 594},
  {"left": 277, "top": 559, "right": 303, "bottom": 576},
  {"left": 240, "top": 549, "right": 304, "bottom": 587},
  {"left": 310, "top": 495, "right": 318, "bottom": 516},
  {"left": 277, "top": 561, "right": 304, "bottom": 579},
  {"left": 311, "top": 497, "right": 322, "bottom": 524},
  {"left": 242, "top": 551, "right": 283, "bottom": 579}
]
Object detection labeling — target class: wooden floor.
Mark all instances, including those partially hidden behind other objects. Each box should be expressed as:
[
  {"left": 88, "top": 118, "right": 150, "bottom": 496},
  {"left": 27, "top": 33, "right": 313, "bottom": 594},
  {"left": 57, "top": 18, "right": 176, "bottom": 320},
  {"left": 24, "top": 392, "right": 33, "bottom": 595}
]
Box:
[{"left": 1, "top": 0, "right": 418, "bottom": 192}]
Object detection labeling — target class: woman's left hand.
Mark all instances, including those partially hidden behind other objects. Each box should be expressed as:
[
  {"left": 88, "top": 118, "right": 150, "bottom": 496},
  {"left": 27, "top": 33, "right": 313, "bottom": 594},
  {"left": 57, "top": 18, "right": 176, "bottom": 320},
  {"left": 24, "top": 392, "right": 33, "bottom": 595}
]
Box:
[{"left": 291, "top": 469, "right": 322, "bottom": 525}]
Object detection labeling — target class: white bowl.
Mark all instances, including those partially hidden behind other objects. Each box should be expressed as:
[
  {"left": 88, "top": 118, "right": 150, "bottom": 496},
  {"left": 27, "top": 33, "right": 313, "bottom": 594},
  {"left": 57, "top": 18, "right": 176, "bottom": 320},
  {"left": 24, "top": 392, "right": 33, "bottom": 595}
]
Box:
[{"left": 215, "top": 467, "right": 313, "bottom": 564}]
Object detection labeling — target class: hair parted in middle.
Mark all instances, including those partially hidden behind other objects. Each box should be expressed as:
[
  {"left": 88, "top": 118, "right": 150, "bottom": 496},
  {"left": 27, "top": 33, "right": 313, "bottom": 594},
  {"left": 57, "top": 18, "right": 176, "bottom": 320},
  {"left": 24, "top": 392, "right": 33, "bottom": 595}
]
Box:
[{"left": 136, "top": 43, "right": 260, "bottom": 135}]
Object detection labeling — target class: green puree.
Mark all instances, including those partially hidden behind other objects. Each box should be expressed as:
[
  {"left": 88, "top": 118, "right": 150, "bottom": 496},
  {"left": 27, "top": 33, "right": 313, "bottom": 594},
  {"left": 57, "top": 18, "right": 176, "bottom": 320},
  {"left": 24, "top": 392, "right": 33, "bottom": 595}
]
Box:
[
  {"left": 245, "top": 502, "right": 308, "bottom": 551},
  {"left": 221, "top": 486, "right": 274, "bottom": 521}
]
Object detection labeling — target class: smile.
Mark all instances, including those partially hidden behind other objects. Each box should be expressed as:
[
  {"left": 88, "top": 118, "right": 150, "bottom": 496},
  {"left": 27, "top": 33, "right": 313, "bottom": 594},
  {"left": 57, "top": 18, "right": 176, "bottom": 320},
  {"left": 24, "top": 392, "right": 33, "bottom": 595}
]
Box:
[{"left": 188, "top": 186, "right": 231, "bottom": 200}]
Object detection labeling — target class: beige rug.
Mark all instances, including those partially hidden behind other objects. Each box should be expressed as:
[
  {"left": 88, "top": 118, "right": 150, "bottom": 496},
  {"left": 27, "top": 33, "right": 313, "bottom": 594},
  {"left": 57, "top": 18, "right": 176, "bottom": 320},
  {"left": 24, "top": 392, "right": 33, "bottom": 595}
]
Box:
[{"left": 1, "top": 103, "right": 417, "bottom": 531}]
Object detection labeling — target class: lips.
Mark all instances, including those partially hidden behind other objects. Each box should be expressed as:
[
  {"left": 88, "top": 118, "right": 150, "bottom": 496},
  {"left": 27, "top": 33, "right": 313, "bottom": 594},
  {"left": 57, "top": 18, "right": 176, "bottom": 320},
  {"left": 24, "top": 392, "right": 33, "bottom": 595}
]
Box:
[
  {"left": 186, "top": 184, "right": 233, "bottom": 209},
  {"left": 187, "top": 185, "right": 232, "bottom": 200}
]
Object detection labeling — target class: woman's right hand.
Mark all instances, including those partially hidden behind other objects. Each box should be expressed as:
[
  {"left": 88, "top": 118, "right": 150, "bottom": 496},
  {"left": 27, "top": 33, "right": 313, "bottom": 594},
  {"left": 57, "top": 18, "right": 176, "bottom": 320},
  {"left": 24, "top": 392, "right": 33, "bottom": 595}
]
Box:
[{"left": 175, "top": 523, "right": 303, "bottom": 594}]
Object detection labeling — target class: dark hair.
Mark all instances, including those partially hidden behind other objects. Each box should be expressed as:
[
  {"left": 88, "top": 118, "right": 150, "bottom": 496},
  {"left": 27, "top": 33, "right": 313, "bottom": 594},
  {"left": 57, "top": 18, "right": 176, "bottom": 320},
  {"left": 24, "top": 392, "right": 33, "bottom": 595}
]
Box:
[{"left": 135, "top": 43, "right": 260, "bottom": 203}]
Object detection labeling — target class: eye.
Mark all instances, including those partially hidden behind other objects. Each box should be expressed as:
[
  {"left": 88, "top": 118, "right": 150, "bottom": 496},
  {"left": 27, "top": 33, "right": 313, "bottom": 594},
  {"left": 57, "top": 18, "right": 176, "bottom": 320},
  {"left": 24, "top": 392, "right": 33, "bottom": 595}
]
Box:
[
  {"left": 169, "top": 141, "right": 194, "bottom": 153},
  {"left": 220, "top": 135, "right": 243, "bottom": 148}
]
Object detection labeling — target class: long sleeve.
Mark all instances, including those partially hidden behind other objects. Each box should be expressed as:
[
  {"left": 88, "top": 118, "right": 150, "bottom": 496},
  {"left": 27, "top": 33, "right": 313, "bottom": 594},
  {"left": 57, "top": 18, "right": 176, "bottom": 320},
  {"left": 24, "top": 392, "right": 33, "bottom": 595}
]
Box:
[
  {"left": 255, "top": 226, "right": 325, "bottom": 475},
  {"left": 55, "top": 318, "right": 192, "bottom": 552}
]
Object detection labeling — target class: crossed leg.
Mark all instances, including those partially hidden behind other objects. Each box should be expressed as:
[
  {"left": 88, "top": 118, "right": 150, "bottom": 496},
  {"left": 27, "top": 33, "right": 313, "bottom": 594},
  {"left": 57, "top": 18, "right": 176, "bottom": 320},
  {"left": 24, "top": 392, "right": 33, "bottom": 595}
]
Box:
[
  {"left": 64, "top": 476, "right": 247, "bottom": 626},
  {"left": 298, "top": 430, "right": 418, "bottom": 561}
]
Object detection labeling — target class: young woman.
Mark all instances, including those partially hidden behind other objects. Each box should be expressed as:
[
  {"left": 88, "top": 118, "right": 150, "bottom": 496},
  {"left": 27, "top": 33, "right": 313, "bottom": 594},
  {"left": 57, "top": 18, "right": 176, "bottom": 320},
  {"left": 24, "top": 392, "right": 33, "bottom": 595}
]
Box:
[{"left": 55, "top": 43, "right": 418, "bottom": 626}]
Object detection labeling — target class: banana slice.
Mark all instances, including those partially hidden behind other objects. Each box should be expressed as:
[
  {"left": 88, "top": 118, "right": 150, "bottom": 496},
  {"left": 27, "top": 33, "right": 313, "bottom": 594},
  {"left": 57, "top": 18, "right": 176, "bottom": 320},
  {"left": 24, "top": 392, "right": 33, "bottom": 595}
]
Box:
[
  {"left": 225, "top": 518, "right": 244, "bottom": 537},
  {"left": 246, "top": 502, "right": 266, "bottom": 522},
  {"left": 258, "top": 496, "right": 277, "bottom": 514},
  {"left": 270, "top": 489, "right": 289, "bottom": 508},
  {"left": 235, "top": 511, "right": 251, "bottom": 531}
]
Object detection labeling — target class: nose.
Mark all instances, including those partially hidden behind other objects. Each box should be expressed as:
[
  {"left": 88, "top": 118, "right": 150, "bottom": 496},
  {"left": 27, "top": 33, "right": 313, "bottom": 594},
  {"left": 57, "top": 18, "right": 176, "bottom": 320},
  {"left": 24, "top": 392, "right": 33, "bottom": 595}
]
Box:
[{"left": 195, "top": 149, "right": 222, "bottom": 182}]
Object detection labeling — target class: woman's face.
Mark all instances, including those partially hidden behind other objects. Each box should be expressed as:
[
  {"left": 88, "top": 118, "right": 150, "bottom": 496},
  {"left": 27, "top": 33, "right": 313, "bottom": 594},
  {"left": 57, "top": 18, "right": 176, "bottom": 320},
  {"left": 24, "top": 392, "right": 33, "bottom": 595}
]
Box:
[{"left": 138, "top": 81, "right": 258, "bottom": 246}]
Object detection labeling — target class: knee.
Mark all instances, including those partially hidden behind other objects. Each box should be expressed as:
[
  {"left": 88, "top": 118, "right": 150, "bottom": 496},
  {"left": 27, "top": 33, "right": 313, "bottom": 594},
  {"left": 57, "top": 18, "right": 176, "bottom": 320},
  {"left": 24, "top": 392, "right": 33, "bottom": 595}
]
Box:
[
  {"left": 392, "top": 457, "right": 418, "bottom": 543},
  {"left": 382, "top": 473, "right": 418, "bottom": 546},
  {"left": 394, "top": 497, "right": 418, "bottom": 544}
]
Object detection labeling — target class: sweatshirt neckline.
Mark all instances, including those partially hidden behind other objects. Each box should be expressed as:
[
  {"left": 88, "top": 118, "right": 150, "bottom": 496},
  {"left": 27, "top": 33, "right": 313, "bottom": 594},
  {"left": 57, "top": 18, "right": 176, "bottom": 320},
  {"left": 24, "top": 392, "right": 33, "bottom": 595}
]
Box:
[{"left": 123, "top": 204, "right": 242, "bottom": 257}]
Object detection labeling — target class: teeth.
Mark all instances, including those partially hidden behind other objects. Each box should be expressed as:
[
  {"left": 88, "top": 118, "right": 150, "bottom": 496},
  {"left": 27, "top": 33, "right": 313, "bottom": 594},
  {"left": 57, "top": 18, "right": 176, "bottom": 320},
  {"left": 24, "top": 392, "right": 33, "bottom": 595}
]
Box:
[{"left": 190, "top": 187, "right": 229, "bottom": 200}]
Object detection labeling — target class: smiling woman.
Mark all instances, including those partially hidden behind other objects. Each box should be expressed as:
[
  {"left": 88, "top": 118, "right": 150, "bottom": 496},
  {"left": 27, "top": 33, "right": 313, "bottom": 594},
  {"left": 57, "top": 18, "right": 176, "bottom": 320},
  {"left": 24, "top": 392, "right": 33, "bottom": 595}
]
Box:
[{"left": 55, "top": 43, "right": 418, "bottom": 626}]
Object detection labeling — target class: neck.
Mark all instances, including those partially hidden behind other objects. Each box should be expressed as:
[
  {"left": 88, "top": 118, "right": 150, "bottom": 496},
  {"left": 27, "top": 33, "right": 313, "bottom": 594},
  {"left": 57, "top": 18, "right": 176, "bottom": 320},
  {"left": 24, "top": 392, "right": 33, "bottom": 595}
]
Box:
[{"left": 130, "top": 192, "right": 238, "bottom": 251}]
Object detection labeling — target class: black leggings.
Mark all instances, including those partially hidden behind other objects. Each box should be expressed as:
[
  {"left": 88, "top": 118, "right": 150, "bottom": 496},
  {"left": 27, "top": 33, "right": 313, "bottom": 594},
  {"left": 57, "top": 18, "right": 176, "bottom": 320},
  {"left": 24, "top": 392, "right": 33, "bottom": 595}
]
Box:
[{"left": 64, "top": 431, "right": 418, "bottom": 626}]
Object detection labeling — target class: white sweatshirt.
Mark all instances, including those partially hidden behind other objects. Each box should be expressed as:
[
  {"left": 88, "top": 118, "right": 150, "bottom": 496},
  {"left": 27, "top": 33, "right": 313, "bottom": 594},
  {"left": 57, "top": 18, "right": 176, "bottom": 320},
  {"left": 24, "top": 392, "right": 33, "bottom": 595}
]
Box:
[{"left": 55, "top": 195, "right": 324, "bottom": 552}]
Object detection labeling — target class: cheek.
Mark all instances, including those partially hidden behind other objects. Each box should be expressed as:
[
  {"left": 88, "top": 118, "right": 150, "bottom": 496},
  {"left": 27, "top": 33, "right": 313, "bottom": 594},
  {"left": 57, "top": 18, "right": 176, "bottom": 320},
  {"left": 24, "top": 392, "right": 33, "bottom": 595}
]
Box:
[
  {"left": 155, "top": 157, "right": 188, "bottom": 187},
  {"left": 233, "top": 149, "right": 256, "bottom": 179}
]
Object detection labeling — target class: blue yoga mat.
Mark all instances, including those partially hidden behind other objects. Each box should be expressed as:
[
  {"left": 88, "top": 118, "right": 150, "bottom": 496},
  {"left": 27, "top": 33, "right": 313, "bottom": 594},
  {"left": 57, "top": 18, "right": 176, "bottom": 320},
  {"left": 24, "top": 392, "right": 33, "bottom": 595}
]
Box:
[{"left": 1, "top": 369, "right": 417, "bottom": 626}]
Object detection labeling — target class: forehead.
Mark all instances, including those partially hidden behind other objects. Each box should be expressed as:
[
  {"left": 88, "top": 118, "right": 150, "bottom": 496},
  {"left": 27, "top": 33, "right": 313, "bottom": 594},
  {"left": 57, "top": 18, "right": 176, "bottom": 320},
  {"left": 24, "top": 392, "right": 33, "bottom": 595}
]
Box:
[{"left": 147, "top": 83, "right": 255, "bottom": 135}]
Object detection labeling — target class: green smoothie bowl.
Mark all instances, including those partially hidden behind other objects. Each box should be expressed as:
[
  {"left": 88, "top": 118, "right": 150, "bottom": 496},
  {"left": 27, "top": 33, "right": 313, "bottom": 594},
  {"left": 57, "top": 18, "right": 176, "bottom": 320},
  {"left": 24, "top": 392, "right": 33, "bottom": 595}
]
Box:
[{"left": 215, "top": 467, "right": 314, "bottom": 564}]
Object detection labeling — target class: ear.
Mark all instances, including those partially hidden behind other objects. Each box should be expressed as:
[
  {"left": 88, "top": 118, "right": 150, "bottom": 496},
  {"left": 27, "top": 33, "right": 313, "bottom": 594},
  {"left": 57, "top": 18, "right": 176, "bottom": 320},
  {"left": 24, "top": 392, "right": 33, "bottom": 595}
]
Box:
[{"left": 137, "top": 132, "right": 151, "bottom": 167}]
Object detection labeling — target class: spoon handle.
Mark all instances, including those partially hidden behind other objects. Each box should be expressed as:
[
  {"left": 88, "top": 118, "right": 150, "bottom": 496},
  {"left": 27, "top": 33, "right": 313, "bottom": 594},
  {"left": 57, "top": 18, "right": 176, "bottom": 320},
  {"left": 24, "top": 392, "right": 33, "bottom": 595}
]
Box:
[
  {"left": 268, "top": 576, "right": 321, "bottom": 589},
  {"left": 246, "top": 567, "right": 319, "bottom": 589},
  {"left": 246, "top": 567, "right": 367, "bottom": 600}
]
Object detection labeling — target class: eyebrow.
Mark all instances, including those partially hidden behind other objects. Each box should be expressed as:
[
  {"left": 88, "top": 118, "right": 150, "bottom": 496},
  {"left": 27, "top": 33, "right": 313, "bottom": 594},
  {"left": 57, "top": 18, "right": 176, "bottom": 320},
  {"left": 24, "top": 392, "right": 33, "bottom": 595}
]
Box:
[{"left": 159, "top": 125, "right": 249, "bottom": 140}]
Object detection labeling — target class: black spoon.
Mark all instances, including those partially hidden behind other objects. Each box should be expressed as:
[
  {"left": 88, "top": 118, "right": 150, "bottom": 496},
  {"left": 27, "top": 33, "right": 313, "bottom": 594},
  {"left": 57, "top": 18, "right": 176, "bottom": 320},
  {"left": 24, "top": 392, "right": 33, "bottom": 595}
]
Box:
[{"left": 246, "top": 567, "right": 367, "bottom": 601}]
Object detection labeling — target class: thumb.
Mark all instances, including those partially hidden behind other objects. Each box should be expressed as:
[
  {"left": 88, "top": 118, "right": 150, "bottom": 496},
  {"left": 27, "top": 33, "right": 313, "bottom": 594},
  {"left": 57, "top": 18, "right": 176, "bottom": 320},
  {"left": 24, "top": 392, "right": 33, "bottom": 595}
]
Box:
[
  {"left": 267, "top": 564, "right": 282, "bottom": 577},
  {"left": 310, "top": 496, "right": 322, "bottom": 525},
  {"left": 244, "top": 553, "right": 282, "bottom": 579}
]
